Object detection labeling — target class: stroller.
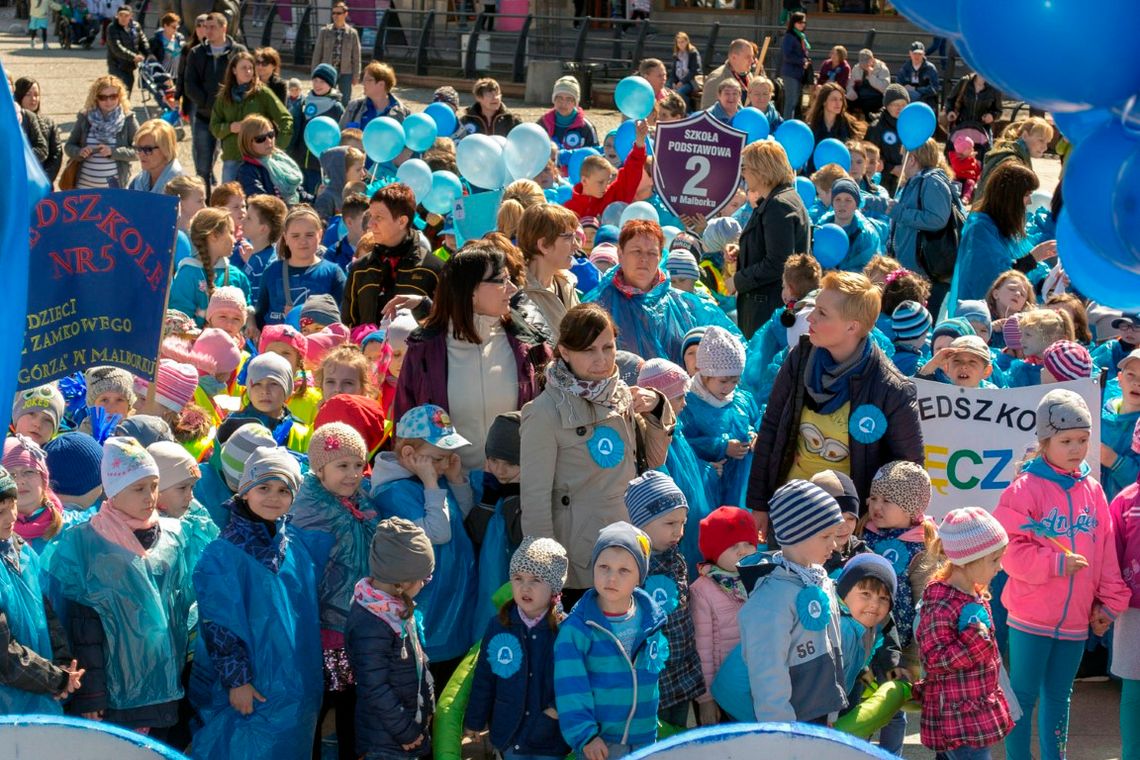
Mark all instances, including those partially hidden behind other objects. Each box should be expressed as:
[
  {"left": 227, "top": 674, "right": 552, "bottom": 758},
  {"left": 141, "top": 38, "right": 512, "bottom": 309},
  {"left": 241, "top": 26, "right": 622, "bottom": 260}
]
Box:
[{"left": 137, "top": 59, "right": 183, "bottom": 128}]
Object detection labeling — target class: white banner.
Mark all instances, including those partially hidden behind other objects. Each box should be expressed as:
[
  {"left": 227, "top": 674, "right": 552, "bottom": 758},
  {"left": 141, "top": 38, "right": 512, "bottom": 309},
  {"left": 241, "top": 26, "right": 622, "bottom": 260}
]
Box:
[{"left": 914, "top": 377, "right": 1102, "bottom": 519}]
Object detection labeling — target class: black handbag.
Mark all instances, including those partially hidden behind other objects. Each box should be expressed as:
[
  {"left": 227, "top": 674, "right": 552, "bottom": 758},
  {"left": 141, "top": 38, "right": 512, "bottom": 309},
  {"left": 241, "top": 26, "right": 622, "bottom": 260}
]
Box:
[{"left": 914, "top": 176, "right": 966, "bottom": 284}]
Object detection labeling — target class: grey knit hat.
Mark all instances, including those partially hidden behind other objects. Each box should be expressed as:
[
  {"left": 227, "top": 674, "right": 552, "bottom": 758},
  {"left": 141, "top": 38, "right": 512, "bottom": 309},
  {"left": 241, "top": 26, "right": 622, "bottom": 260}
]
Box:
[
  {"left": 869, "top": 461, "right": 931, "bottom": 519},
  {"left": 484, "top": 412, "right": 521, "bottom": 465},
  {"left": 510, "top": 537, "right": 569, "bottom": 595},
  {"left": 86, "top": 366, "right": 138, "bottom": 407},
  {"left": 370, "top": 517, "right": 436, "bottom": 584},
  {"left": 1036, "top": 388, "right": 1092, "bottom": 440},
  {"left": 883, "top": 83, "right": 910, "bottom": 109}
]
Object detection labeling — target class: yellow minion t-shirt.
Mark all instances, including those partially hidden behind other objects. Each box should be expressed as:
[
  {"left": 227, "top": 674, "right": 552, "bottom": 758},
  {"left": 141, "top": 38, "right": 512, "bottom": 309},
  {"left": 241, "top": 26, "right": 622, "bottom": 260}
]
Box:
[{"left": 787, "top": 403, "right": 852, "bottom": 481}]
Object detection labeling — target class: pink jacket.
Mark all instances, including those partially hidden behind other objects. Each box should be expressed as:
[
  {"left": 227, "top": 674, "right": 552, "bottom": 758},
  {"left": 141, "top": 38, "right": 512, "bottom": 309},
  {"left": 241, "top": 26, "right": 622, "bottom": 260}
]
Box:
[
  {"left": 689, "top": 570, "right": 745, "bottom": 703},
  {"left": 994, "top": 458, "right": 1131, "bottom": 641},
  {"left": 1109, "top": 480, "right": 1140, "bottom": 609}
]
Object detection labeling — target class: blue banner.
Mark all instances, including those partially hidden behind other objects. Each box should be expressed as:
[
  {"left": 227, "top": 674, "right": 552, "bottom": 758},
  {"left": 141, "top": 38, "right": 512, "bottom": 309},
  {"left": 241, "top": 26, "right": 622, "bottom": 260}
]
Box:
[{"left": 19, "top": 189, "right": 178, "bottom": 391}]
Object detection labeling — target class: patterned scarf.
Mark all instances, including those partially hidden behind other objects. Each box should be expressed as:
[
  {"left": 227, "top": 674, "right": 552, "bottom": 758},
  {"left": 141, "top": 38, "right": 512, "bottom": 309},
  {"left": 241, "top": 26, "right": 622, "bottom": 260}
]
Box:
[
  {"left": 544, "top": 360, "right": 632, "bottom": 416},
  {"left": 91, "top": 501, "right": 160, "bottom": 558},
  {"left": 699, "top": 563, "right": 748, "bottom": 602},
  {"left": 87, "top": 105, "right": 125, "bottom": 145},
  {"left": 613, "top": 268, "right": 666, "bottom": 298},
  {"left": 353, "top": 578, "right": 407, "bottom": 632},
  {"left": 773, "top": 552, "right": 828, "bottom": 588},
  {"left": 232, "top": 82, "right": 251, "bottom": 103}
]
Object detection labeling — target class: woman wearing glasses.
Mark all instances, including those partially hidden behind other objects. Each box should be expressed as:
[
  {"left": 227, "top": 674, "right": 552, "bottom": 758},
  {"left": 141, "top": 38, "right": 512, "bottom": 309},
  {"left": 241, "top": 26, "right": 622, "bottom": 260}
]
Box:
[
  {"left": 235, "top": 113, "right": 304, "bottom": 203},
  {"left": 65, "top": 75, "right": 139, "bottom": 189},
  {"left": 128, "top": 118, "right": 184, "bottom": 193},
  {"left": 515, "top": 203, "right": 581, "bottom": 344},
  {"left": 210, "top": 51, "right": 293, "bottom": 185}
]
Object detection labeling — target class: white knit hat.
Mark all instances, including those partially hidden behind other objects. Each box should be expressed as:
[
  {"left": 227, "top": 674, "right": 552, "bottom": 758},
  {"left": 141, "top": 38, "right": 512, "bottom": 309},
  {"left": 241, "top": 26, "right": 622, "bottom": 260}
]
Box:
[
  {"left": 695, "top": 325, "right": 746, "bottom": 378},
  {"left": 938, "top": 507, "right": 1008, "bottom": 565},
  {"left": 101, "top": 436, "right": 160, "bottom": 498}
]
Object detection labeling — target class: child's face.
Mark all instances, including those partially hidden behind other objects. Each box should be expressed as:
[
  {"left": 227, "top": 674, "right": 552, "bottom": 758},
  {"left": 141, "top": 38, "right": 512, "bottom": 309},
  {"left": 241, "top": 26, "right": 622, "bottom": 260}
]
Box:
[
  {"left": 553, "top": 93, "right": 577, "bottom": 117},
  {"left": 887, "top": 101, "right": 905, "bottom": 118},
  {"left": 866, "top": 492, "right": 912, "bottom": 530},
  {"left": 683, "top": 345, "right": 700, "bottom": 376},
  {"left": 583, "top": 227, "right": 597, "bottom": 251},
  {"left": 715, "top": 540, "right": 757, "bottom": 572},
  {"left": 209, "top": 309, "right": 245, "bottom": 337},
  {"left": 485, "top": 456, "right": 520, "bottom": 484},
  {"left": 244, "top": 209, "right": 268, "bottom": 242},
  {"left": 1119, "top": 324, "right": 1140, "bottom": 345},
  {"left": 832, "top": 193, "right": 858, "bottom": 221},
  {"left": 580, "top": 165, "right": 615, "bottom": 199},
  {"left": 993, "top": 279, "right": 1028, "bottom": 317},
  {"left": 12, "top": 468, "right": 42, "bottom": 515},
  {"left": 244, "top": 480, "right": 294, "bottom": 521},
  {"left": 780, "top": 277, "right": 794, "bottom": 305},
  {"left": 267, "top": 343, "right": 301, "bottom": 371},
  {"left": 947, "top": 352, "right": 991, "bottom": 388},
  {"left": 363, "top": 341, "right": 384, "bottom": 362},
  {"left": 849, "top": 152, "right": 867, "bottom": 181},
  {"left": 182, "top": 190, "right": 206, "bottom": 220},
  {"left": 668, "top": 394, "right": 687, "bottom": 415},
  {"left": 399, "top": 442, "right": 453, "bottom": 478},
  {"left": 931, "top": 334, "right": 954, "bottom": 354},
  {"left": 511, "top": 570, "right": 553, "bottom": 621},
  {"left": 1043, "top": 430, "right": 1090, "bottom": 472},
  {"left": 157, "top": 477, "right": 199, "bottom": 519},
  {"left": 300, "top": 322, "right": 324, "bottom": 336},
  {"left": 1119, "top": 361, "right": 1140, "bottom": 409},
  {"left": 815, "top": 187, "right": 832, "bottom": 207},
  {"left": 701, "top": 374, "right": 740, "bottom": 400},
  {"left": 844, "top": 581, "right": 892, "bottom": 631},
  {"left": 318, "top": 456, "right": 365, "bottom": 498},
  {"left": 962, "top": 546, "right": 1006, "bottom": 589},
  {"left": 94, "top": 391, "right": 132, "bottom": 418},
  {"left": 837, "top": 512, "right": 856, "bottom": 542},
  {"left": 671, "top": 276, "right": 696, "bottom": 293},
  {"left": 387, "top": 346, "right": 406, "bottom": 377},
  {"left": 225, "top": 196, "right": 246, "bottom": 227},
  {"left": 14, "top": 411, "right": 55, "bottom": 446},
  {"left": 642, "top": 509, "right": 687, "bottom": 552},
  {"left": 602, "top": 135, "right": 619, "bottom": 166},
  {"left": 955, "top": 144, "right": 974, "bottom": 159},
  {"left": 209, "top": 227, "right": 236, "bottom": 262},
  {"left": 343, "top": 212, "right": 366, "bottom": 242},
  {"left": 593, "top": 546, "right": 639, "bottom": 608},
  {"left": 967, "top": 319, "right": 991, "bottom": 343},
  {"left": 113, "top": 475, "right": 159, "bottom": 521},
  {"left": 748, "top": 84, "right": 772, "bottom": 109},
  {"left": 321, "top": 362, "right": 363, "bottom": 399},
  {"left": 285, "top": 219, "right": 322, "bottom": 261},
  {"left": 346, "top": 161, "right": 365, "bottom": 185},
  {"left": 0, "top": 497, "right": 16, "bottom": 540},
  {"left": 312, "top": 78, "right": 331, "bottom": 97},
  {"left": 289, "top": 85, "right": 302, "bottom": 100},
  {"left": 723, "top": 188, "right": 746, "bottom": 217},
  {"left": 785, "top": 525, "right": 840, "bottom": 566},
  {"left": 249, "top": 379, "right": 287, "bottom": 415}
]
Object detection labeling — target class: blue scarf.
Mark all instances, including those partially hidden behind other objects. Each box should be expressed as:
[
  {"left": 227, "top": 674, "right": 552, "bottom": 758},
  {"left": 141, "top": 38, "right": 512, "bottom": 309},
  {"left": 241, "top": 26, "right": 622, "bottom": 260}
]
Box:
[
  {"left": 554, "top": 109, "right": 578, "bottom": 130},
  {"left": 805, "top": 338, "right": 871, "bottom": 414}
]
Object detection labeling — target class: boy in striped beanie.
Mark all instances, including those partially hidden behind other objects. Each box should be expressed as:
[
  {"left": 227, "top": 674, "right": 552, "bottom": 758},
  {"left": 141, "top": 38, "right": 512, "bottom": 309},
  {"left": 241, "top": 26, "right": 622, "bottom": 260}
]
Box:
[{"left": 890, "top": 300, "right": 932, "bottom": 377}]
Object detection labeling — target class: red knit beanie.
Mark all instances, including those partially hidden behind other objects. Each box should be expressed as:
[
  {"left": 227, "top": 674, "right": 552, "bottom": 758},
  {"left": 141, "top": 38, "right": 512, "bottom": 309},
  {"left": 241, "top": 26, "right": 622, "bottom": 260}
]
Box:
[{"left": 698, "top": 506, "right": 759, "bottom": 564}]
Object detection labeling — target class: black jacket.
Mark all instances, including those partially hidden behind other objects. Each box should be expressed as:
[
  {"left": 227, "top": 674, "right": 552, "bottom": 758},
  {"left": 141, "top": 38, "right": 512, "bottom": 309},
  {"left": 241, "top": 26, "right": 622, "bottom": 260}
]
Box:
[
  {"left": 33, "top": 112, "right": 63, "bottom": 182},
  {"left": 734, "top": 182, "right": 811, "bottom": 338},
  {"left": 182, "top": 37, "right": 247, "bottom": 120},
  {"left": 106, "top": 20, "right": 150, "bottom": 69},
  {"left": 236, "top": 157, "right": 279, "bottom": 199},
  {"left": 344, "top": 601, "right": 434, "bottom": 758},
  {"left": 746, "top": 335, "right": 925, "bottom": 513},
  {"left": 459, "top": 103, "right": 523, "bottom": 138},
  {"left": 667, "top": 49, "right": 702, "bottom": 89},
  {"left": 341, "top": 233, "right": 442, "bottom": 327},
  {"left": 20, "top": 108, "right": 48, "bottom": 165},
  {"left": 946, "top": 74, "right": 1003, "bottom": 129}
]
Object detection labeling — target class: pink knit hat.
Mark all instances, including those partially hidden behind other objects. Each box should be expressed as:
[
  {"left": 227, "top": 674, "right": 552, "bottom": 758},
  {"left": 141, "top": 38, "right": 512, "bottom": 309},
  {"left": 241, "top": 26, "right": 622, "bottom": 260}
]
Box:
[
  {"left": 1043, "top": 340, "right": 1093, "bottom": 381},
  {"left": 637, "top": 358, "right": 691, "bottom": 400},
  {"left": 134, "top": 360, "right": 199, "bottom": 413},
  {"left": 258, "top": 324, "right": 307, "bottom": 357},
  {"left": 350, "top": 323, "right": 380, "bottom": 346},
  {"left": 206, "top": 285, "right": 248, "bottom": 322},
  {"left": 308, "top": 421, "right": 368, "bottom": 473},
  {"left": 163, "top": 328, "right": 242, "bottom": 376},
  {"left": 2, "top": 434, "right": 50, "bottom": 482},
  {"left": 938, "top": 507, "right": 1008, "bottom": 565},
  {"left": 304, "top": 323, "right": 351, "bottom": 365},
  {"left": 1002, "top": 315, "right": 1023, "bottom": 351},
  {"left": 589, "top": 242, "right": 619, "bottom": 268}
]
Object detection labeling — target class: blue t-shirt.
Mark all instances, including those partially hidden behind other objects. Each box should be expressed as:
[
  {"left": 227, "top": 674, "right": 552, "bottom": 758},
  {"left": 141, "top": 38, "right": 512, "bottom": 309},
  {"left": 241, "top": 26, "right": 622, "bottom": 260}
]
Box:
[
  {"left": 232, "top": 245, "right": 277, "bottom": 303},
  {"left": 604, "top": 603, "right": 643, "bottom": 657},
  {"left": 173, "top": 230, "right": 193, "bottom": 268},
  {"left": 256, "top": 258, "right": 346, "bottom": 325}
]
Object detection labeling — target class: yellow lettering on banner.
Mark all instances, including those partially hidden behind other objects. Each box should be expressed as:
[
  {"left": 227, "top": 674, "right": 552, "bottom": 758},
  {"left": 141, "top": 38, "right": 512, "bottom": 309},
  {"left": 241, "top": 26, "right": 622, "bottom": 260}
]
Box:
[
  {"left": 18, "top": 358, "right": 70, "bottom": 385},
  {"left": 24, "top": 298, "right": 79, "bottom": 331},
  {"left": 925, "top": 444, "right": 950, "bottom": 495}
]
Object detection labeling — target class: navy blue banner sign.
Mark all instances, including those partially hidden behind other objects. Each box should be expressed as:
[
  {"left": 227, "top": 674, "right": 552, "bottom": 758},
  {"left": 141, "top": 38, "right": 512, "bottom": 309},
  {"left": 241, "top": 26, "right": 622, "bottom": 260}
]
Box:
[{"left": 19, "top": 190, "right": 177, "bottom": 390}]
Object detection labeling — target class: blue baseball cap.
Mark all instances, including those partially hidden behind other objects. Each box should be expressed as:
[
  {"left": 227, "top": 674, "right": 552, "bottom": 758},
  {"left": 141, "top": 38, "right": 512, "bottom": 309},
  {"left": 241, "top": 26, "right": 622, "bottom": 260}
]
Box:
[{"left": 396, "top": 404, "right": 471, "bottom": 450}]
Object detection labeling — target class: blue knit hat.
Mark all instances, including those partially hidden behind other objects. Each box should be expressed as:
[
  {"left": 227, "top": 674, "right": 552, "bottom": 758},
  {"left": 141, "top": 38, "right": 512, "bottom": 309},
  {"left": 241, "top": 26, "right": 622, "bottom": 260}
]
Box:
[
  {"left": 595, "top": 224, "right": 619, "bottom": 246},
  {"left": 591, "top": 521, "right": 652, "bottom": 583},
  {"left": 666, "top": 250, "right": 701, "bottom": 281},
  {"left": 932, "top": 317, "right": 976, "bottom": 343},
  {"left": 955, "top": 299, "right": 991, "bottom": 327},
  {"left": 681, "top": 326, "right": 707, "bottom": 355},
  {"left": 43, "top": 432, "right": 103, "bottom": 497},
  {"left": 311, "top": 63, "right": 338, "bottom": 89},
  {"left": 836, "top": 553, "right": 898, "bottom": 600},
  {"left": 830, "top": 177, "right": 862, "bottom": 207},
  {"left": 625, "top": 471, "right": 688, "bottom": 528},
  {"left": 768, "top": 479, "right": 844, "bottom": 546},
  {"left": 891, "top": 300, "right": 932, "bottom": 342}
]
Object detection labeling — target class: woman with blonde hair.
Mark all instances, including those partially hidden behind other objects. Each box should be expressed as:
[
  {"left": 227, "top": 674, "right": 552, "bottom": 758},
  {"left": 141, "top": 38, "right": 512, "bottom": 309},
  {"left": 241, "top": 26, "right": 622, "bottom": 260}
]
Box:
[
  {"left": 128, "top": 118, "right": 183, "bottom": 193},
  {"left": 64, "top": 75, "right": 139, "bottom": 189},
  {"left": 733, "top": 140, "right": 809, "bottom": 336},
  {"left": 515, "top": 203, "right": 581, "bottom": 342},
  {"left": 496, "top": 179, "right": 546, "bottom": 240},
  {"left": 976, "top": 116, "right": 1053, "bottom": 197},
  {"left": 235, "top": 113, "right": 304, "bottom": 203}
]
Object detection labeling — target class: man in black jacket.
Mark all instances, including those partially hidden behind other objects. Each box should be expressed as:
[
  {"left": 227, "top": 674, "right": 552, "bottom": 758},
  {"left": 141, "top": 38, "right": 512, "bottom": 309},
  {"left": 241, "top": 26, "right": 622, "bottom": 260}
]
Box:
[
  {"left": 106, "top": 5, "right": 150, "bottom": 95},
  {"left": 181, "top": 11, "right": 246, "bottom": 194}
]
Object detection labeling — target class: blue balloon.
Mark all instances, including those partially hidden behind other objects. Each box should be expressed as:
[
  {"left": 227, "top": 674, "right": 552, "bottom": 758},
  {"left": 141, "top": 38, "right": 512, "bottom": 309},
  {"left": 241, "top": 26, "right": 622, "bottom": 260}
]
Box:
[
  {"left": 620, "top": 201, "right": 660, "bottom": 227},
  {"left": 774, "top": 120, "right": 814, "bottom": 170},
  {"left": 733, "top": 107, "right": 770, "bottom": 144},
  {"left": 1112, "top": 144, "right": 1140, "bottom": 266},
  {"left": 897, "top": 102, "right": 937, "bottom": 151},
  {"left": 1058, "top": 210, "right": 1140, "bottom": 310},
  {"left": 795, "top": 176, "right": 816, "bottom": 207},
  {"left": 957, "top": 0, "right": 1140, "bottom": 111},
  {"left": 1054, "top": 108, "right": 1114, "bottom": 144},
  {"left": 424, "top": 102, "right": 458, "bottom": 137},
  {"left": 601, "top": 202, "right": 627, "bottom": 228},
  {"left": 505, "top": 123, "right": 553, "bottom": 181},
  {"left": 614, "top": 120, "right": 653, "bottom": 163},
  {"left": 1063, "top": 120, "right": 1140, "bottom": 272},
  {"left": 304, "top": 115, "right": 341, "bottom": 158},
  {"left": 890, "top": 0, "right": 960, "bottom": 37},
  {"left": 423, "top": 170, "right": 463, "bottom": 215},
  {"left": 362, "top": 117, "right": 406, "bottom": 163},
  {"left": 812, "top": 223, "right": 849, "bottom": 269},
  {"left": 396, "top": 158, "right": 433, "bottom": 200},
  {"left": 568, "top": 147, "right": 602, "bottom": 184},
  {"left": 555, "top": 184, "right": 573, "bottom": 204},
  {"left": 456, "top": 134, "right": 506, "bottom": 189},
  {"left": 813, "top": 138, "right": 851, "bottom": 171},
  {"left": 402, "top": 113, "right": 439, "bottom": 153},
  {"left": 614, "top": 76, "right": 656, "bottom": 120}
]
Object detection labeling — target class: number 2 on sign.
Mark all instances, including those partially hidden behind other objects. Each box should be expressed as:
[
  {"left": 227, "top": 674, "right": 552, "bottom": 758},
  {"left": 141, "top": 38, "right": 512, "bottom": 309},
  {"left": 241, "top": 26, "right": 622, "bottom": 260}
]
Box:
[{"left": 681, "top": 156, "right": 710, "bottom": 198}]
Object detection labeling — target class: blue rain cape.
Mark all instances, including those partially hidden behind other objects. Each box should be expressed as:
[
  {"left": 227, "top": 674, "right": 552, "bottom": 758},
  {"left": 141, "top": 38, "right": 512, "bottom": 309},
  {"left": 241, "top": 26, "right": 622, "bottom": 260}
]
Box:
[
  {"left": 181, "top": 499, "right": 221, "bottom": 574},
  {"left": 473, "top": 498, "right": 513, "bottom": 636},
  {"left": 189, "top": 523, "right": 323, "bottom": 759},
  {"left": 291, "top": 474, "right": 381, "bottom": 635},
  {"left": 583, "top": 268, "right": 742, "bottom": 366},
  {"left": 680, "top": 386, "right": 761, "bottom": 508},
  {"left": 374, "top": 477, "right": 476, "bottom": 662},
  {"left": 194, "top": 451, "right": 235, "bottom": 529},
  {"left": 0, "top": 540, "right": 62, "bottom": 715},
  {"left": 42, "top": 519, "right": 192, "bottom": 710},
  {"left": 661, "top": 418, "right": 716, "bottom": 582}
]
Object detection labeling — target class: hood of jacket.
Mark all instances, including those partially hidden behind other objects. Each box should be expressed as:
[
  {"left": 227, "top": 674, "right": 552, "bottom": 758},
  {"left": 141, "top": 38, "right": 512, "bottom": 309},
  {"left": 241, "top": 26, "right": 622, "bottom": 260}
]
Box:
[
  {"left": 1024, "top": 455, "right": 1091, "bottom": 491},
  {"left": 369, "top": 451, "right": 417, "bottom": 491},
  {"left": 319, "top": 145, "right": 350, "bottom": 193}
]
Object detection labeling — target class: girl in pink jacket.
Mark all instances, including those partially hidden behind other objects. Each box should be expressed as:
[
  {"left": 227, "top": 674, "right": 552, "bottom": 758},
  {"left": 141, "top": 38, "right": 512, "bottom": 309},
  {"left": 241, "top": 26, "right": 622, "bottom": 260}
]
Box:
[
  {"left": 1108, "top": 417, "right": 1140, "bottom": 760},
  {"left": 689, "top": 506, "right": 759, "bottom": 725},
  {"left": 994, "top": 389, "right": 1131, "bottom": 760}
]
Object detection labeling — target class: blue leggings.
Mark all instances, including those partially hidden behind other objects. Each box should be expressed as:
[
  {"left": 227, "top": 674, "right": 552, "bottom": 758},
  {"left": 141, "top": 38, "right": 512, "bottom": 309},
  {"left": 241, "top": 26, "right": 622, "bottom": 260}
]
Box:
[
  {"left": 1005, "top": 629, "right": 1085, "bottom": 760},
  {"left": 1124, "top": 678, "right": 1140, "bottom": 760}
]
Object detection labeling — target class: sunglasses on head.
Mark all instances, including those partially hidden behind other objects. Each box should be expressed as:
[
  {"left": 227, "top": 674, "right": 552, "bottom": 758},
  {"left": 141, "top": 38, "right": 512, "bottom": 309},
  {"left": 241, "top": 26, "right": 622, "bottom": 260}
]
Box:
[{"left": 253, "top": 131, "right": 277, "bottom": 144}]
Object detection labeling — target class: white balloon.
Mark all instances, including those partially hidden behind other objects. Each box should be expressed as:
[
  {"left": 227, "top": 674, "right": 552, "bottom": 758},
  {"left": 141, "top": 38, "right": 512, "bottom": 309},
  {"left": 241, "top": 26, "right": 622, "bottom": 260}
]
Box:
[{"left": 620, "top": 201, "right": 660, "bottom": 227}]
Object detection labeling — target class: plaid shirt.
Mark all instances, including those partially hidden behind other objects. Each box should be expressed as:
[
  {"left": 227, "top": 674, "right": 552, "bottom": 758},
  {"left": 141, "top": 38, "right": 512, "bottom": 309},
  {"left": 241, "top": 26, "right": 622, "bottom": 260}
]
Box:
[
  {"left": 914, "top": 581, "right": 1013, "bottom": 751},
  {"left": 647, "top": 546, "right": 705, "bottom": 708}
]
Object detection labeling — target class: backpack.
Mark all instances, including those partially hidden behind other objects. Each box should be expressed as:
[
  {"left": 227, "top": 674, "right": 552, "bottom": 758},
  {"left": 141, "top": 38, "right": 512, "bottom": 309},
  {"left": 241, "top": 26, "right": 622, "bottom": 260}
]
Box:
[{"left": 914, "top": 173, "right": 966, "bottom": 284}]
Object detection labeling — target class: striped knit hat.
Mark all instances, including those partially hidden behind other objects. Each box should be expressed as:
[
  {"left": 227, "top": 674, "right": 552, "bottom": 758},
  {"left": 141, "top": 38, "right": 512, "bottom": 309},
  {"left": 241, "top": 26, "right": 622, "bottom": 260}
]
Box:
[
  {"left": 221, "top": 423, "right": 276, "bottom": 492},
  {"left": 625, "top": 470, "right": 688, "bottom": 528},
  {"left": 938, "top": 507, "right": 1008, "bottom": 565},
  {"left": 238, "top": 445, "right": 302, "bottom": 497},
  {"left": 768, "top": 479, "right": 844, "bottom": 546},
  {"left": 666, "top": 249, "right": 701, "bottom": 281},
  {"left": 696, "top": 325, "right": 746, "bottom": 378},
  {"left": 1043, "top": 340, "right": 1093, "bottom": 381},
  {"left": 932, "top": 317, "right": 975, "bottom": 343},
  {"left": 891, "top": 300, "right": 932, "bottom": 342},
  {"left": 133, "top": 360, "right": 198, "bottom": 414},
  {"left": 1002, "top": 314, "right": 1023, "bottom": 350},
  {"left": 682, "top": 326, "right": 707, "bottom": 355}
]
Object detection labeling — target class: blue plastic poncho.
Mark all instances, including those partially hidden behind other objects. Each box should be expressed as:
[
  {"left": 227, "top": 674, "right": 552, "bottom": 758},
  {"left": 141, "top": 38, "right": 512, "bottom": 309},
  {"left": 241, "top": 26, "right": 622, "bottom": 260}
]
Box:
[
  {"left": 195, "top": 454, "right": 235, "bottom": 529},
  {"left": 181, "top": 499, "right": 221, "bottom": 573},
  {"left": 190, "top": 523, "right": 323, "bottom": 759},
  {"left": 291, "top": 474, "right": 381, "bottom": 635},
  {"left": 946, "top": 212, "right": 1046, "bottom": 309},
  {"left": 473, "top": 499, "right": 513, "bottom": 635},
  {"left": 0, "top": 539, "right": 62, "bottom": 715},
  {"left": 815, "top": 210, "right": 882, "bottom": 273},
  {"left": 374, "top": 477, "right": 476, "bottom": 662},
  {"left": 42, "top": 519, "right": 192, "bottom": 710},
  {"left": 680, "top": 386, "right": 761, "bottom": 508},
  {"left": 583, "top": 268, "right": 742, "bottom": 366},
  {"left": 660, "top": 418, "right": 715, "bottom": 582}
]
